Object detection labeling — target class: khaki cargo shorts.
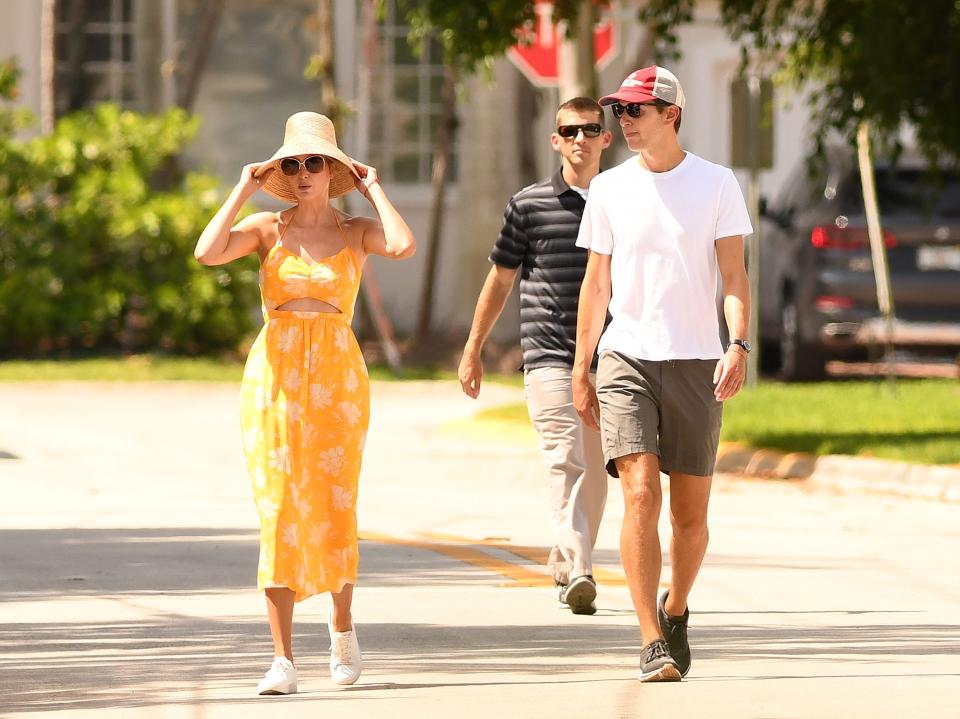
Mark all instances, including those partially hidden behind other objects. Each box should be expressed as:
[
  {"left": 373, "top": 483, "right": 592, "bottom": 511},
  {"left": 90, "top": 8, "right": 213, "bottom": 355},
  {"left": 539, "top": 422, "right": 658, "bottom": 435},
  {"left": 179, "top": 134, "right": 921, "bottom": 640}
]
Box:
[{"left": 596, "top": 350, "right": 723, "bottom": 478}]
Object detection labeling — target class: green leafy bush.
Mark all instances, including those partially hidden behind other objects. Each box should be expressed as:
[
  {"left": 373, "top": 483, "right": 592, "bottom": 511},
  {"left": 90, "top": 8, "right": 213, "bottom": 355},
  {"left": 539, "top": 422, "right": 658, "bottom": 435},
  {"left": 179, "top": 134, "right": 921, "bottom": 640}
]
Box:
[{"left": 0, "top": 64, "right": 259, "bottom": 356}]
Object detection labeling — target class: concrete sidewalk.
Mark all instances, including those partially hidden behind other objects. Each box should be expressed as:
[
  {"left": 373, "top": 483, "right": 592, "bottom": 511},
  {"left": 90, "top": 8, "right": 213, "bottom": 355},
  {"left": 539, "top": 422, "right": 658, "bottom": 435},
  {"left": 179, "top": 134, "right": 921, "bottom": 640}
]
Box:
[{"left": 1, "top": 380, "right": 959, "bottom": 718}]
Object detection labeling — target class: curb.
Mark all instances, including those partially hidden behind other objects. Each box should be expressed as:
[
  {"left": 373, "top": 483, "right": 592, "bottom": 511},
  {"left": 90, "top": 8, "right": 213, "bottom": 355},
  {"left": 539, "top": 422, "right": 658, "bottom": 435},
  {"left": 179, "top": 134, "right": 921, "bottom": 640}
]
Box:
[
  {"left": 716, "top": 442, "right": 960, "bottom": 504},
  {"left": 715, "top": 442, "right": 816, "bottom": 479}
]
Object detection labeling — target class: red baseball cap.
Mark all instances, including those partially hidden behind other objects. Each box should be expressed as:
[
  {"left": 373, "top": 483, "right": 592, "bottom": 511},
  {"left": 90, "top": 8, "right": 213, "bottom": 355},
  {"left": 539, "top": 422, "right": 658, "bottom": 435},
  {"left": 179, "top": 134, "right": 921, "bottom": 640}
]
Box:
[{"left": 599, "top": 65, "right": 686, "bottom": 110}]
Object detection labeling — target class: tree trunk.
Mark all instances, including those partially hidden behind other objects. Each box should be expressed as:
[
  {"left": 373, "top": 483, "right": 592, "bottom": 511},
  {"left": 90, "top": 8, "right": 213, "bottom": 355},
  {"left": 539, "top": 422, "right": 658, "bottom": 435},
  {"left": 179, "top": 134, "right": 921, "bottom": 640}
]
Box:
[
  {"left": 415, "top": 63, "right": 458, "bottom": 340},
  {"left": 176, "top": 0, "right": 225, "bottom": 112},
  {"left": 62, "top": 0, "right": 89, "bottom": 113},
  {"left": 314, "top": 0, "right": 343, "bottom": 128},
  {"left": 39, "top": 0, "right": 55, "bottom": 133},
  {"left": 558, "top": 1, "right": 596, "bottom": 100}
]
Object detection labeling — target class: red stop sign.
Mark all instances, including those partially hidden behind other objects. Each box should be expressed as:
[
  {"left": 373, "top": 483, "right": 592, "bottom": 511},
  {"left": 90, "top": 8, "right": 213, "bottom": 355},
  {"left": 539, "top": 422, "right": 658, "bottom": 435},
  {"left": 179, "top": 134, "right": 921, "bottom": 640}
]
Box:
[{"left": 508, "top": 1, "right": 617, "bottom": 88}]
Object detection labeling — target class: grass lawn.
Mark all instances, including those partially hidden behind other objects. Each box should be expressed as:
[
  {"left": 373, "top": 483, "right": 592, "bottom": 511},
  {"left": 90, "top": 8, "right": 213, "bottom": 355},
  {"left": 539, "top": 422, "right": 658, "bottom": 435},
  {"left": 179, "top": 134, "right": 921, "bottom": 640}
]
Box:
[
  {"left": 0, "top": 355, "right": 525, "bottom": 386},
  {"left": 469, "top": 379, "right": 960, "bottom": 466}
]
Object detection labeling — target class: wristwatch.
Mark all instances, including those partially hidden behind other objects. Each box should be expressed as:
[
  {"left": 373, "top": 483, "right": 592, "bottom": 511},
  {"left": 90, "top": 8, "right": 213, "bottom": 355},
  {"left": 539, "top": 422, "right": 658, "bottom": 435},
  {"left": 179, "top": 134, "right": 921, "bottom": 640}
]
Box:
[{"left": 728, "top": 338, "right": 752, "bottom": 353}]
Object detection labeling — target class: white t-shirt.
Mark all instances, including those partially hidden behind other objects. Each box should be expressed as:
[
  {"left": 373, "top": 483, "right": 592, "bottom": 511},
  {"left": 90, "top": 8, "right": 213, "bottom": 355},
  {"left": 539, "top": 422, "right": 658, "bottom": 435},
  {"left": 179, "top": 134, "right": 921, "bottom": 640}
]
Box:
[
  {"left": 570, "top": 185, "right": 589, "bottom": 200},
  {"left": 576, "top": 152, "right": 753, "bottom": 361}
]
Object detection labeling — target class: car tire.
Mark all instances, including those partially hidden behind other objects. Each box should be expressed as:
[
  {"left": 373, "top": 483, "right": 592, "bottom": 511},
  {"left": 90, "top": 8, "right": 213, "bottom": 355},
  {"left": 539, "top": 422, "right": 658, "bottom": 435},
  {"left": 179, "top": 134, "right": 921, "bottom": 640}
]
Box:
[{"left": 779, "top": 300, "right": 826, "bottom": 381}]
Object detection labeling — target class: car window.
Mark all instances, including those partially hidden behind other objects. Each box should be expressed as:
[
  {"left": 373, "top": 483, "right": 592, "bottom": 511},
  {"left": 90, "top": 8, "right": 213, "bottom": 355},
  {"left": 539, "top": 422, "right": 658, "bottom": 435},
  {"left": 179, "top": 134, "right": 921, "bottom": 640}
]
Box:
[
  {"left": 838, "top": 169, "right": 960, "bottom": 217},
  {"left": 773, "top": 163, "right": 823, "bottom": 213}
]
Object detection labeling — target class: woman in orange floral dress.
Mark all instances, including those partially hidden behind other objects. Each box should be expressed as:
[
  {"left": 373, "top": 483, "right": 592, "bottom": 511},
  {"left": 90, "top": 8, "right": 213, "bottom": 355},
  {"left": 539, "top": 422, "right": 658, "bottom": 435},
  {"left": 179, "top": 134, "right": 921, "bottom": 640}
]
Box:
[{"left": 194, "top": 112, "right": 415, "bottom": 695}]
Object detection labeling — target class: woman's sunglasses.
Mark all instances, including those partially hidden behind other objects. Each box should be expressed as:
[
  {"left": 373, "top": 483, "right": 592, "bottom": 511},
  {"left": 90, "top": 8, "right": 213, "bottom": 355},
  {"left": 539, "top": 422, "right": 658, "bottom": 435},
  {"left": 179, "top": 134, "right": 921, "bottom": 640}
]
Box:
[
  {"left": 279, "top": 155, "right": 327, "bottom": 176},
  {"left": 610, "top": 102, "right": 659, "bottom": 119},
  {"left": 557, "top": 123, "right": 603, "bottom": 139}
]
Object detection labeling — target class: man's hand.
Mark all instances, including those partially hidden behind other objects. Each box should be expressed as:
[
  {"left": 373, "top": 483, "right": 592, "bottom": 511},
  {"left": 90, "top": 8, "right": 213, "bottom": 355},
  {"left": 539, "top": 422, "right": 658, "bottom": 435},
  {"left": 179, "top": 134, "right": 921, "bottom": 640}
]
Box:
[
  {"left": 713, "top": 347, "right": 747, "bottom": 401},
  {"left": 458, "top": 351, "right": 483, "bottom": 399},
  {"left": 572, "top": 374, "right": 601, "bottom": 431}
]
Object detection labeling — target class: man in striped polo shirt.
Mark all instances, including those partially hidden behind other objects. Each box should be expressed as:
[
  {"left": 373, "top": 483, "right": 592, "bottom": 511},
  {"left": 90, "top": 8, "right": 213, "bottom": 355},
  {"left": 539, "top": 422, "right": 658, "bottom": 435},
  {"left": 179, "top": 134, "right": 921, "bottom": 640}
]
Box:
[{"left": 458, "top": 97, "right": 612, "bottom": 615}]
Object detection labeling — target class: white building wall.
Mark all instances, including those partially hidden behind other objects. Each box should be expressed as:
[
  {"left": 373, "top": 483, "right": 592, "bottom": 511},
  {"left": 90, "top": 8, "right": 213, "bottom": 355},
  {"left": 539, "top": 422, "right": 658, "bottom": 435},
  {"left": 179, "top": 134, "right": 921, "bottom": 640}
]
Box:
[{"left": 0, "top": 0, "right": 44, "bottom": 137}]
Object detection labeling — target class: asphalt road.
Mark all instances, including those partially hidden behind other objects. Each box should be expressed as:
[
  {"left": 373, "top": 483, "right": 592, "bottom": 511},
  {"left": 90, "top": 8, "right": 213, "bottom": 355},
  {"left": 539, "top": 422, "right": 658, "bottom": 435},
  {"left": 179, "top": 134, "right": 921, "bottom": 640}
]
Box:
[{"left": 1, "top": 380, "right": 959, "bottom": 718}]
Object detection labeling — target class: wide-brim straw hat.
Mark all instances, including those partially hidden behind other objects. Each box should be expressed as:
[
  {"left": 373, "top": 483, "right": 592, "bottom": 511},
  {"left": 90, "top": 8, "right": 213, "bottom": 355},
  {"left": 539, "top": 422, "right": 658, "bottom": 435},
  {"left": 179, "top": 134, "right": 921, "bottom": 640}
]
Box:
[{"left": 254, "top": 112, "right": 360, "bottom": 202}]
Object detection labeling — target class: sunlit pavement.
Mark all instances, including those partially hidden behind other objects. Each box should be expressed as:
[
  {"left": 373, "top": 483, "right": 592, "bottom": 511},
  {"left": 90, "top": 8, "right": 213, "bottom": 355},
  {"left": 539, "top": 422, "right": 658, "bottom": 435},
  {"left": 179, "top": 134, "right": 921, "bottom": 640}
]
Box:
[{"left": 1, "top": 380, "right": 959, "bottom": 718}]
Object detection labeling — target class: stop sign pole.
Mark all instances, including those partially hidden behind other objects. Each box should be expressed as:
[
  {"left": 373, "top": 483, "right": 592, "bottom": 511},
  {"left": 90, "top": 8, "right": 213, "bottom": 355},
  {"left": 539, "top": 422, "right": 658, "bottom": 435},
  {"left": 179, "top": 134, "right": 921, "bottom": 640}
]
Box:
[{"left": 508, "top": 1, "right": 617, "bottom": 88}]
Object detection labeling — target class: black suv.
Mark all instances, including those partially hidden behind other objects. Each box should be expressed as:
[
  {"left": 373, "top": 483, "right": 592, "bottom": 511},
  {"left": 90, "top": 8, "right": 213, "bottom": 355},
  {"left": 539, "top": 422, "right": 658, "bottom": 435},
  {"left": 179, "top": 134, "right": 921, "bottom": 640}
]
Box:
[{"left": 757, "top": 153, "right": 960, "bottom": 380}]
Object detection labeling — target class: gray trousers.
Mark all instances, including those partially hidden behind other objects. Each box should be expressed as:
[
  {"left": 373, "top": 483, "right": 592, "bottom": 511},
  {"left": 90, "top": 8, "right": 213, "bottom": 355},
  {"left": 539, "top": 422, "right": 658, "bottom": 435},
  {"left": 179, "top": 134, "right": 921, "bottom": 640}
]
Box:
[{"left": 524, "top": 366, "right": 609, "bottom": 585}]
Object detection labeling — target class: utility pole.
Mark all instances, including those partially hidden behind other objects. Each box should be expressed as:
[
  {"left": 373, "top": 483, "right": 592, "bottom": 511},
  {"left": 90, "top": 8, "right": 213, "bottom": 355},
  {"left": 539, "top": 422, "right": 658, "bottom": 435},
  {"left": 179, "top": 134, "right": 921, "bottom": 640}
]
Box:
[{"left": 730, "top": 75, "right": 774, "bottom": 388}]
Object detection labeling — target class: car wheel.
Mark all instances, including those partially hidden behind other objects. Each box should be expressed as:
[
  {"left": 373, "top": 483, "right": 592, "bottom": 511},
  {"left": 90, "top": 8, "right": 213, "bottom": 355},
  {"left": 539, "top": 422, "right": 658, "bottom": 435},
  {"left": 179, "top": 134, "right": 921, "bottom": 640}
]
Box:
[{"left": 779, "top": 300, "right": 826, "bottom": 381}]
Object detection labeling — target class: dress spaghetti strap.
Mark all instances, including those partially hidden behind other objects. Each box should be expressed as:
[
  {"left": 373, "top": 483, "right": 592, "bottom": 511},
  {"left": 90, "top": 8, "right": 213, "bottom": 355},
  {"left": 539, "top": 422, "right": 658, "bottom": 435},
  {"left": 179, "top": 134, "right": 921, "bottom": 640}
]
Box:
[{"left": 274, "top": 209, "right": 295, "bottom": 249}]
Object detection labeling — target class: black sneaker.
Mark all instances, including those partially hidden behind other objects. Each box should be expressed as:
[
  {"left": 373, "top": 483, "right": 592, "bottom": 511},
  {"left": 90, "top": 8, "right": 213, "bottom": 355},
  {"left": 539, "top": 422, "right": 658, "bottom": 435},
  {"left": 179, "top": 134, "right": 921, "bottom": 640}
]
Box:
[
  {"left": 559, "top": 575, "right": 597, "bottom": 615},
  {"left": 658, "top": 590, "right": 691, "bottom": 677},
  {"left": 639, "top": 639, "right": 681, "bottom": 682}
]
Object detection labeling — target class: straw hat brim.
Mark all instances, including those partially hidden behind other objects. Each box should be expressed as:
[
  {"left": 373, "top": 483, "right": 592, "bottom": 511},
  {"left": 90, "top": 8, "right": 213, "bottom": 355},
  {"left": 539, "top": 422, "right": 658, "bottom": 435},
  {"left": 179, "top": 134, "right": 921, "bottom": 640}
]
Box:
[{"left": 254, "top": 140, "right": 360, "bottom": 202}]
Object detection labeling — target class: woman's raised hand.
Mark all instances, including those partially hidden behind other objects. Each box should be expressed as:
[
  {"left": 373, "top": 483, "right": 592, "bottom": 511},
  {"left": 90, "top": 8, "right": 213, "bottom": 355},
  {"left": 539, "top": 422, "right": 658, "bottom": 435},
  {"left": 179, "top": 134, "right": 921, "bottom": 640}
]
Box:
[
  {"left": 238, "top": 162, "right": 273, "bottom": 199},
  {"left": 350, "top": 159, "right": 380, "bottom": 199}
]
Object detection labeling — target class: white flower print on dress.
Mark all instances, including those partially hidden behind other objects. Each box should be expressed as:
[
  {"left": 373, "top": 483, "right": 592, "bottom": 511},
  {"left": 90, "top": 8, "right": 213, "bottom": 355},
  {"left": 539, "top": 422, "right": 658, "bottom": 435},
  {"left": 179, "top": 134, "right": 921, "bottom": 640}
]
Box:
[
  {"left": 334, "top": 327, "right": 349, "bottom": 352},
  {"left": 318, "top": 446, "right": 346, "bottom": 476},
  {"left": 331, "top": 486, "right": 354, "bottom": 511},
  {"left": 268, "top": 445, "right": 292, "bottom": 475},
  {"left": 277, "top": 326, "right": 299, "bottom": 354},
  {"left": 344, "top": 368, "right": 359, "bottom": 393},
  {"left": 257, "top": 496, "right": 279, "bottom": 520},
  {"left": 252, "top": 466, "right": 267, "bottom": 491},
  {"left": 338, "top": 400, "right": 361, "bottom": 426},
  {"left": 290, "top": 484, "right": 311, "bottom": 518},
  {"left": 309, "top": 521, "right": 333, "bottom": 546},
  {"left": 310, "top": 383, "right": 333, "bottom": 408},
  {"left": 282, "top": 522, "right": 299, "bottom": 548},
  {"left": 332, "top": 547, "right": 351, "bottom": 568},
  {"left": 284, "top": 368, "right": 302, "bottom": 392},
  {"left": 242, "top": 427, "right": 259, "bottom": 454},
  {"left": 286, "top": 400, "right": 304, "bottom": 423},
  {"left": 254, "top": 389, "right": 274, "bottom": 413}
]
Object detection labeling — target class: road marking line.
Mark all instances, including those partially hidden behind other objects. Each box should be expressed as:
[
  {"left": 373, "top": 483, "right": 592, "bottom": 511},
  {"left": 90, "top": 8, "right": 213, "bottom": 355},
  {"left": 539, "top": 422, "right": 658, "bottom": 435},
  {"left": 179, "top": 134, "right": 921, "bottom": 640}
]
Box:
[
  {"left": 416, "top": 531, "right": 629, "bottom": 587},
  {"left": 359, "top": 532, "right": 554, "bottom": 587}
]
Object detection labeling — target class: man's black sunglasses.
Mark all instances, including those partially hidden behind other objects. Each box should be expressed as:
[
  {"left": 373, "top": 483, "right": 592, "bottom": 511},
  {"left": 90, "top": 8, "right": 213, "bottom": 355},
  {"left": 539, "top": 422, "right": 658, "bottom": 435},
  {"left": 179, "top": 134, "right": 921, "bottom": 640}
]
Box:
[
  {"left": 610, "top": 102, "right": 660, "bottom": 119},
  {"left": 556, "top": 123, "right": 603, "bottom": 138}
]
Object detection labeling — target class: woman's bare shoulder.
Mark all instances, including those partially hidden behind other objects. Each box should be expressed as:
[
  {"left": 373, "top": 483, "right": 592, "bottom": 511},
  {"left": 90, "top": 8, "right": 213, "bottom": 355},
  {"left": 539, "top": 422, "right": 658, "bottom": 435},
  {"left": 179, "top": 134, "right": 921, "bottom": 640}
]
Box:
[
  {"left": 235, "top": 210, "right": 281, "bottom": 233},
  {"left": 336, "top": 211, "right": 379, "bottom": 247}
]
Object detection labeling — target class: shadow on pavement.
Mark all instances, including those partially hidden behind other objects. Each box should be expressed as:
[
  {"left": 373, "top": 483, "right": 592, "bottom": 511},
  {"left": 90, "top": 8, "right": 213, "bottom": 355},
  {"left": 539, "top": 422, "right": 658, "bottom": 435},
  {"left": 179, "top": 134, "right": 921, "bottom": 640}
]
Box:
[
  {"left": 4, "top": 528, "right": 960, "bottom": 712},
  {"left": 0, "top": 528, "right": 547, "bottom": 601},
  {"left": 3, "top": 616, "right": 960, "bottom": 713}
]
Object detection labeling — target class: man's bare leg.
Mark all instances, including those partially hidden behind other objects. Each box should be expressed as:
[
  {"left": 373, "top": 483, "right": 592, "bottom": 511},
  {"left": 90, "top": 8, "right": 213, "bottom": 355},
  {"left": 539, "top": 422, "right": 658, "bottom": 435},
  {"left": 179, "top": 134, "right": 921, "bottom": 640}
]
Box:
[
  {"left": 616, "top": 452, "right": 665, "bottom": 644},
  {"left": 665, "top": 473, "right": 712, "bottom": 616}
]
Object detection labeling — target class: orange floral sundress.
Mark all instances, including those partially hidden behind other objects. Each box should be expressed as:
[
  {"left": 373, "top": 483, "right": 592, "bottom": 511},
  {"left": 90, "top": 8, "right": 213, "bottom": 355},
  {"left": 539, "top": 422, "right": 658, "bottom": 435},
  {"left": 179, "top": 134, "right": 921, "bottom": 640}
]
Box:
[{"left": 239, "top": 212, "right": 370, "bottom": 602}]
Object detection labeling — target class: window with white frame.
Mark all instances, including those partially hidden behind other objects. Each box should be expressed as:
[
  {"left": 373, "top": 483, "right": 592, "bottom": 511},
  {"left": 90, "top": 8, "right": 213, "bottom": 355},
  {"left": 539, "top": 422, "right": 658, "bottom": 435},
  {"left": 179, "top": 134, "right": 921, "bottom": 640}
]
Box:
[
  {"left": 368, "top": 1, "right": 457, "bottom": 184},
  {"left": 54, "top": 0, "right": 137, "bottom": 115}
]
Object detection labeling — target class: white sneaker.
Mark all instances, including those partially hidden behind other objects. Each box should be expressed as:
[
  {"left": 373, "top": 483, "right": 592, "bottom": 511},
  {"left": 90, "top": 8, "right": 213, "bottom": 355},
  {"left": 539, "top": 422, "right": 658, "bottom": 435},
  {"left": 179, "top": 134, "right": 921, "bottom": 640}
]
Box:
[
  {"left": 328, "top": 613, "right": 363, "bottom": 685},
  {"left": 256, "top": 656, "right": 297, "bottom": 695}
]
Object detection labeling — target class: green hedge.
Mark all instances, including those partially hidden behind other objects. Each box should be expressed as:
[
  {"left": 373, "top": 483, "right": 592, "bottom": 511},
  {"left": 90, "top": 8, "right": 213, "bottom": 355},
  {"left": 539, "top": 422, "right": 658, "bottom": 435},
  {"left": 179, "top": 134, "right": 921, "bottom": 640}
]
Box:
[{"left": 0, "top": 63, "right": 259, "bottom": 356}]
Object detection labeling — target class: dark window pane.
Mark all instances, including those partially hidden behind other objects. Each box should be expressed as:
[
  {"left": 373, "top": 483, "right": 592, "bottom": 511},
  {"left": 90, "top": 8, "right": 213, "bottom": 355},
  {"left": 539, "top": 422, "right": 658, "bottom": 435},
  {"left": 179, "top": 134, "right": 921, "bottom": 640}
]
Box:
[
  {"left": 83, "top": 70, "right": 113, "bottom": 102},
  {"left": 122, "top": 33, "right": 133, "bottom": 62},
  {"left": 122, "top": 0, "right": 134, "bottom": 21},
  {"left": 85, "top": 0, "right": 112, "bottom": 24},
  {"left": 121, "top": 71, "right": 137, "bottom": 102},
  {"left": 428, "top": 71, "right": 445, "bottom": 102},
  {"left": 394, "top": 72, "right": 420, "bottom": 104},
  {"left": 839, "top": 170, "right": 960, "bottom": 217},
  {"left": 393, "top": 153, "right": 421, "bottom": 183},
  {"left": 84, "top": 32, "right": 112, "bottom": 62},
  {"left": 393, "top": 34, "right": 419, "bottom": 66}
]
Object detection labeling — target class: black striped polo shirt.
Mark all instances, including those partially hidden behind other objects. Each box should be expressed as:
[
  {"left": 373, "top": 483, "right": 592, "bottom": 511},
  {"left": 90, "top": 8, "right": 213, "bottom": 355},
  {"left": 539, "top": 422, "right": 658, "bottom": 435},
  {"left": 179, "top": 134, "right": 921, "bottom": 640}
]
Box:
[{"left": 489, "top": 168, "right": 598, "bottom": 370}]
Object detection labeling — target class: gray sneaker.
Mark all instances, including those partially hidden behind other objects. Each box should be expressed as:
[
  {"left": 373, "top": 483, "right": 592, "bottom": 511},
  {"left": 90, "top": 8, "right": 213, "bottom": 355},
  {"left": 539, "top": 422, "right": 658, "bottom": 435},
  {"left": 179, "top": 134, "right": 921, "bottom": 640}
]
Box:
[
  {"left": 639, "top": 639, "right": 681, "bottom": 682},
  {"left": 558, "top": 574, "right": 597, "bottom": 615},
  {"left": 658, "top": 590, "right": 691, "bottom": 677}
]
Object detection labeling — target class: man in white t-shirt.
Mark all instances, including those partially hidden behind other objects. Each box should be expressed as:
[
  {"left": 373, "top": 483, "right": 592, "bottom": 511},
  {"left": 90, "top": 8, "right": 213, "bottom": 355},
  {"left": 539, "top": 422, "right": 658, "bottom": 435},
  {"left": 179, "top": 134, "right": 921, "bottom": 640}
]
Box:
[{"left": 572, "top": 66, "right": 753, "bottom": 682}]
